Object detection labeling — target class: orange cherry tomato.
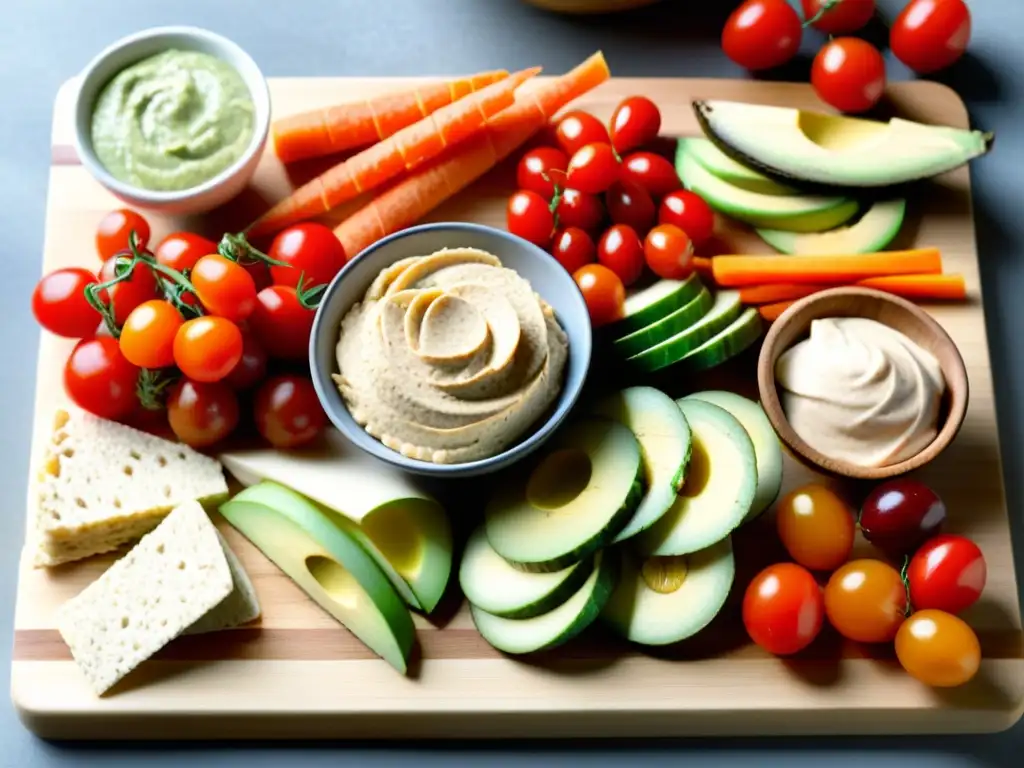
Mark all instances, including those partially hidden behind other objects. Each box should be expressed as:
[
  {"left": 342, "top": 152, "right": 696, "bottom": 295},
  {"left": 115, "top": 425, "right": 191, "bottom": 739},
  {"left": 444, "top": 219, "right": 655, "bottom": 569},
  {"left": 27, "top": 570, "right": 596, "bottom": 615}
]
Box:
[
  {"left": 191, "top": 254, "right": 258, "bottom": 322},
  {"left": 573, "top": 263, "right": 625, "bottom": 328},
  {"left": 119, "top": 299, "right": 184, "bottom": 369},
  {"left": 775, "top": 483, "right": 855, "bottom": 571},
  {"left": 643, "top": 223, "right": 695, "bottom": 281},
  {"left": 173, "top": 316, "right": 244, "bottom": 383},
  {"left": 895, "top": 609, "right": 981, "bottom": 687},
  {"left": 824, "top": 559, "right": 908, "bottom": 643},
  {"left": 742, "top": 562, "right": 825, "bottom": 656}
]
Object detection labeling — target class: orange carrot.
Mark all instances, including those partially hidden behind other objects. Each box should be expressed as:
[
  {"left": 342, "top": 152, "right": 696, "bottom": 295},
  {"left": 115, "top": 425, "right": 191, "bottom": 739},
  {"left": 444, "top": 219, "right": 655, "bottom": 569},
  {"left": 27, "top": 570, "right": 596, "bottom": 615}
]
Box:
[
  {"left": 738, "top": 283, "right": 824, "bottom": 304},
  {"left": 271, "top": 70, "right": 509, "bottom": 163},
  {"left": 759, "top": 301, "right": 796, "bottom": 322},
  {"left": 708, "top": 248, "right": 942, "bottom": 287},
  {"left": 333, "top": 52, "right": 611, "bottom": 259},
  {"left": 248, "top": 68, "right": 541, "bottom": 239},
  {"left": 739, "top": 274, "right": 967, "bottom": 306}
]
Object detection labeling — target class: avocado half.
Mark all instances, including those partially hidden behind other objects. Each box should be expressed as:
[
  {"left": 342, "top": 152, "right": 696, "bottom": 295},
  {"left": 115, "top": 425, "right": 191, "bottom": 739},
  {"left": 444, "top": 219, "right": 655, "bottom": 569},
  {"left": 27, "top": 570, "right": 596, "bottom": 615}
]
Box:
[{"left": 693, "top": 100, "right": 994, "bottom": 191}]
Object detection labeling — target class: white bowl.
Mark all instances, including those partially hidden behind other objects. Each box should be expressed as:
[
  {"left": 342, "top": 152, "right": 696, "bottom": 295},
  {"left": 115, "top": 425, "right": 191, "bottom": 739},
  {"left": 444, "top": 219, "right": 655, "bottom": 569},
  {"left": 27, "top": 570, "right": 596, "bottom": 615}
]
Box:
[{"left": 73, "top": 26, "right": 270, "bottom": 216}]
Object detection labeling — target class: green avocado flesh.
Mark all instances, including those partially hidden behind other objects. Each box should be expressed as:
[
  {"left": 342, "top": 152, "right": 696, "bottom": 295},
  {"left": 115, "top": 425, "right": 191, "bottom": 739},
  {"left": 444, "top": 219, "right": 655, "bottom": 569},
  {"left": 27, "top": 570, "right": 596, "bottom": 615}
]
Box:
[
  {"left": 626, "top": 290, "right": 742, "bottom": 373},
  {"left": 610, "top": 273, "right": 705, "bottom": 336},
  {"left": 757, "top": 198, "right": 907, "bottom": 255},
  {"left": 680, "top": 138, "right": 795, "bottom": 195}
]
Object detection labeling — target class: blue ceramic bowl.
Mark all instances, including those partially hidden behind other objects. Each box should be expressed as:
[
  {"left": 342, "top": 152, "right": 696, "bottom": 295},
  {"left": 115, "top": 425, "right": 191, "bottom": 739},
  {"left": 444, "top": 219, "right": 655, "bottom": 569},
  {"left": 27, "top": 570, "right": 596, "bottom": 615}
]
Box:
[{"left": 309, "top": 222, "right": 593, "bottom": 479}]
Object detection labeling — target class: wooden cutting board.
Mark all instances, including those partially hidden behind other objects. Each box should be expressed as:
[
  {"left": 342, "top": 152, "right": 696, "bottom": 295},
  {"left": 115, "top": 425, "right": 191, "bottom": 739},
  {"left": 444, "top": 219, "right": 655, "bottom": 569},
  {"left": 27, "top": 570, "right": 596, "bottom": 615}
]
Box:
[{"left": 11, "top": 75, "right": 1024, "bottom": 740}]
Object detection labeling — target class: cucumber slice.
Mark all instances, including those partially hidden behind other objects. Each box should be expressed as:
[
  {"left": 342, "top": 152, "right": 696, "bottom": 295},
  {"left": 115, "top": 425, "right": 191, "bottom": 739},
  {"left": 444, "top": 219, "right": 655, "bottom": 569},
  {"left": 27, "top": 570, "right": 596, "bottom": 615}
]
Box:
[
  {"left": 634, "top": 400, "right": 757, "bottom": 557},
  {"left": 680, "top": 138, "right": 795, "bottom": 196},
  {"left": 612, "top": 287, "right": 713, "bottom": 358},
  {"left": 593, "top": 387, "right": 692, "bottom": 543},
  {"left": 667, "top": 307, "right": 763, "bottom": 374},
  {"left": 485, "top": 418, "right": 643, "bottom": 572},
  {"left": 470, "top": 550, "right": 618, "bottom": 655},
  {"left": 611, "top": 273, "right": 704, "bottom": 336},
  {"left": 601, "top": 537, "right": 735, "bottom": 646},
  {"left": 626, "top": 290, "right": 743, "bottom": 373},
  {"left": 756, "top": 198, "right": 907, "bottom": 255},
  {"left": 684, "top": 391, "right": 783, "bottom": 524},
  {"left": 458, "top": 525, "right": 595, "bottom": 619}
]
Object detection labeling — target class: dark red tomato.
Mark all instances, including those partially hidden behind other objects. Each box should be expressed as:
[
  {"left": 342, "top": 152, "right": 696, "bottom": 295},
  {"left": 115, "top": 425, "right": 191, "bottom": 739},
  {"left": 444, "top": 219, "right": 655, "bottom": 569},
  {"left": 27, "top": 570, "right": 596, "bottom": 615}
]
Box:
[
  {"left": 64, "top": 336, "right": 139, "bottom": 421},
  {"left": 742, "top": 563, "right": 825, "bottom": 656},
  {"left": 597, "top": 224, "right": 645, "bottom": 286},
  {"left": 908, "top": 534, "right": 986, "bottom": 615},
  {"left": 166, "top": 378, "right": 240, "bottom": 449},
  {"left": 643, "top": 224, "right": 694, "bottom": 281},
  {"left": 609, "top": 96, "right": 662, "bottom": 155},
  {"left": 249, "top": 286, "right": 316, "bottom": 361},
  {"left": 507, "top": 189, "right": 555, "bottom": 247},
  {"left": 268, "top": 222, "right": 348, "bottom": 290},
  {"left": 32, "top": 267, "right": 101, "bottom": 338},
  {"left": 722, "top": 0, "right": 803, "bottom": 71},
  {"left": 96, "top": 209, "right": 151, "bottom": 261},
  {"left": 605, "top": 180, "right": 656, "bottom": 235},
  {"left": 891, "top": 0, "right": 971, "bottom": 74},
  {"left": 97, "top": 256, "right": 160, "bottom": 326},
  {"left": 253, "top": 375, "right": 327, "bottom": 449},
  {"left": 802, "top": 0, "right": 875, "bottom": 34},
  {"left": 154, "top": 232, "right": 217, "bottom": 273},
  {"left": 553, "top": 110, "right": 610, "bottom": 157},
  {"left": 191, "top": 254, "right": 258, "bottom": 322},
  {"left": 573, "top": 264, "right": 625, "bottom": 328},
  {"left": 567, "top": 143, "right": 621, "bottom": 195},
  {"left": 516, "top": 147, "right": 569, "bottom": 199},
  {"left": 860, "top": 478, "right": 947, "bottom": 556},
  {"left": 225, "top": 331, "right": 269, "bottom": 390},
  {"left": 620, "top": 152, "right": 682, "bottom": 201},
  {"left": 658, "top": 190, "right": 716, "bottom": 247},
  {"left": 811, "top": 37, "right": 887, "bottom": 113},
  {"left": 554, "top": 188, "right": 605, "bottom": 232},
  {"left": 244, "top": 260, "right": 273, "bottom": 292},
  {"left": 551, "top": 227, "right": 597, "bottom": 274}
]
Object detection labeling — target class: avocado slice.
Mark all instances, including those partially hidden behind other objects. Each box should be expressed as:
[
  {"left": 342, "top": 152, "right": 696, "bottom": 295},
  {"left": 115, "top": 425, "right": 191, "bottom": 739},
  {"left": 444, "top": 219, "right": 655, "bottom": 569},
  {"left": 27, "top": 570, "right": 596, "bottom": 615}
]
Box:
[
  {"left": 634, "top": 400, "right": 757, "bottom": 557},
  {"left": 757, "top": 198, "right": 907, "bottom": 255},
  {"left": 667, "top": 306, "right": 763, "bottom": 374},
  {"left": 626, "top": 290, "right": 742, "bottom": 373},
  {"left": 470, "top": 550, "right": 618, "bottom": 655},
  {"left": 680, "top": 138, "right": 795, "bottom": 195},
  {"left": 684, "top": 391, "right": 783, "bottom": 524},
  {"left": 485, "top": 418, "right": 643, "bottom": 572},
  {"left": 601, "top": 538, "right": 735, "bottom": 646},
  {"left": 610, "top": 273, "right": 705, "bottom": 336},
  {"left": 678, "top": 147, "right": 859, "bottom": 232},
  {"left": 612, "top": 287, "right": 713, "bottom": 358},
  {"left": 219, "top": 482, "right": 415, "bottom": 674},
  {"left": 459, "top": 525, "right": 595, "bottom": 619},
  {"left": 694, "top": 99, "right": 994, "bottom": 190},
  {"left": 593, "top": 387, "right": 692, "bottom": 543}
]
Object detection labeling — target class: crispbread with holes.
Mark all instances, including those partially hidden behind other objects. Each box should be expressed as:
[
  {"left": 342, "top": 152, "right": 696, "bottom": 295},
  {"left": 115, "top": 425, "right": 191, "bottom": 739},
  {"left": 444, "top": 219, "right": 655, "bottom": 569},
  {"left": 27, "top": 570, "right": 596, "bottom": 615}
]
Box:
[
  {"left": 56, "top": 500, "right": 234, "bottom": 696},
  {"left": 33, "top": 408, "right": 228, "bottom": 567},
  {"left": 184, "top": 530, "right": 262, "bottom": 635}
]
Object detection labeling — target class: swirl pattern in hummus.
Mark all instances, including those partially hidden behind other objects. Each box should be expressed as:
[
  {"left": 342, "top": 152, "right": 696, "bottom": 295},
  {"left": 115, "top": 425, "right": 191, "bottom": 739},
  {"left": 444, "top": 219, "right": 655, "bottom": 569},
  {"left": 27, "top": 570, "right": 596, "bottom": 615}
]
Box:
[{"left": 334, "top": 248, "right": 570, "bottom": 464}]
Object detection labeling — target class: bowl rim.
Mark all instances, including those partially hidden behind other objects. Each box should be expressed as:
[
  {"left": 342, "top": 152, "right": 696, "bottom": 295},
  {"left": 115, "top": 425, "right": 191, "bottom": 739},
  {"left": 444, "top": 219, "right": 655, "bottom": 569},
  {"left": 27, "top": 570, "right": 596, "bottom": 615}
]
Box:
[
  {"left": 72, "top": 25, "right": 271, "bottom": 203},
  {"left": 308, "top": 221, "right": 594, "bottom": 476},
  {"left": 756, "top": 286, "right": 970, "bottom": 480}
]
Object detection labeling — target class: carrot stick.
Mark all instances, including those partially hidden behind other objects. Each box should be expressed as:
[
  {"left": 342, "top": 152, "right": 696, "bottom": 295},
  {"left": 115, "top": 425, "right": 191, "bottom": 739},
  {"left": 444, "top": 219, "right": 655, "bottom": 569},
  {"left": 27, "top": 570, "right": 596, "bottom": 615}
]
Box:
[
  {"left": 708, "top": 248, "right": 943, "bottom": 287},
  {"left": 271, "top": 70, "right": 509, "bottom": 163},
  {"left": 739, "top": 274, "right": 967, "bottom": 306},
  {"left": 333, "top": 52, "right": 611, "bottom": 259},
  {"left": 247, "top": 67, "right": 542, "bottom": 239},
  {"left": 738, "top": 283, "right": 824, "bottom": 304},
  {"left": 759, "top": 301, "right": 796, "bottom": 322}
]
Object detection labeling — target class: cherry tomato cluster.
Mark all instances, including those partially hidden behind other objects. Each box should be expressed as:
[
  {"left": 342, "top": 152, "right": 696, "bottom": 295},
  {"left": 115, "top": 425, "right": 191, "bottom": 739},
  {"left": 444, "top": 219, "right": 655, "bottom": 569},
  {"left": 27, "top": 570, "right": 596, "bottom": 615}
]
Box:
[
  {"left": 31, "top": 209, "right": 346, "bottom": 451},
  {"left": 507, "top": 96, "right": 716, "bottom": 328},
  {"left": 722, "top": 0, "right": 971, "bottom": 113},
  {"left": 743, "top": 478, "right": 986, "bottom": 688}
]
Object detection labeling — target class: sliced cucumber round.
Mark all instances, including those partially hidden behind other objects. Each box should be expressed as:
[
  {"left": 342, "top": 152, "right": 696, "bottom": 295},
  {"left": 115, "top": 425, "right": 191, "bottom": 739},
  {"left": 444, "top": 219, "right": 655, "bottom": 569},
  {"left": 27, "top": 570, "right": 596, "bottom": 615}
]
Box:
[
  {"left": 459, "top": 525, "right": 595, "bottom": 619},
  {"left": 666, "top": 307, "right": 763, "bottom": 374},
  {"left": 601, "top": 537, "right": 735, "bottom": 646},
  {"left": 470, "top": 550, "right": 618, "bottom": 655},
  {"left": 593, "top": 387, "right": 692, "bottom": 543},
  {"left": 756, "top": 198, "right": 907, "bottom": 255},
  {"left": 680, "top": 138, "right": 795, "bottom": 196},
  {"left": 485, "top": 418, "right": 642, "bottom": 572},
  {"left": 612, "top": 287, "right": 713, "bottom": 358},
  {"left": 611, "top": 273, "right": 704, "bottom": 336},
  {"left": 626, "top": 290, "right": 742, "bottom": 373},
  {"left": 634, "top": 399, "right": 757, "bottom": 557}
]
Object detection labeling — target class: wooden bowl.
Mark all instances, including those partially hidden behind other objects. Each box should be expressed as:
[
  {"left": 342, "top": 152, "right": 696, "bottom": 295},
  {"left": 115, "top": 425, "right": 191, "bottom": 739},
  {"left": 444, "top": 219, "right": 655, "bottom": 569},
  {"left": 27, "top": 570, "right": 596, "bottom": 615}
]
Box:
[{"left": 757, "top": 287, "right": 969, "bottom": 480}]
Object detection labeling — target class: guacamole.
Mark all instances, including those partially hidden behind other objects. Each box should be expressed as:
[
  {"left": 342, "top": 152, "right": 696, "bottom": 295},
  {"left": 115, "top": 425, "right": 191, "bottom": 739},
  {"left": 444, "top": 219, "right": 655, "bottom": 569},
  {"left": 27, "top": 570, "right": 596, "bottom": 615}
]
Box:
[{"left": 90, "top": 49, "right": 256, "bottom": 192}]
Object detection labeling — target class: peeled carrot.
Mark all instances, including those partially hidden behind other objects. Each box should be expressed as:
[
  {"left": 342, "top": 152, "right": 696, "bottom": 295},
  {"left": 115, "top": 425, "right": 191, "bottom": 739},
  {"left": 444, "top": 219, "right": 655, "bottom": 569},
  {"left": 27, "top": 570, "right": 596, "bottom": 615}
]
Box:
[
  {"left": 271, "top": 70, "right": 509, "bottom": 163},
  {"left": 707, "top": 248, "right": 943, "bottom": 287},
  {"left": 738, "top": 283, "right": 824, "bottom": 304},
  {"left": 248, "top": 68, "right": 541, "bottom": 239},
  {"left": 333, "top": 52, "right": 611, "bottom": 259},
  {"left": 759, "top": 301, "right": 796, "bottom": 322},
  {"left": 740, "top": 273, "right": 967, "bottom": 306}
]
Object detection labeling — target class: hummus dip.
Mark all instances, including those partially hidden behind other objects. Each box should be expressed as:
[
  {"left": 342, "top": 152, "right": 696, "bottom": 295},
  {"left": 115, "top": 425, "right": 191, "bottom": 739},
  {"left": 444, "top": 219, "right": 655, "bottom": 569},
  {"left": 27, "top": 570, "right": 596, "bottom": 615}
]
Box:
[
  {"left": 334, "top": 248, "right": 570, "bottom": 464},
  {"left": 775, "top": 317, "right": 946, "bottom": 468}
]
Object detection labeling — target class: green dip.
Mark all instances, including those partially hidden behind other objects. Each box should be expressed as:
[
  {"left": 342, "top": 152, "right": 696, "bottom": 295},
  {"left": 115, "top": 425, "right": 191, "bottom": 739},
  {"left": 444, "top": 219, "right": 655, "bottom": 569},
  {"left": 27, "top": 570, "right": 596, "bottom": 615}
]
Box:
[{"left": 90, "top": 49, "right": 256, "bottom": 192}]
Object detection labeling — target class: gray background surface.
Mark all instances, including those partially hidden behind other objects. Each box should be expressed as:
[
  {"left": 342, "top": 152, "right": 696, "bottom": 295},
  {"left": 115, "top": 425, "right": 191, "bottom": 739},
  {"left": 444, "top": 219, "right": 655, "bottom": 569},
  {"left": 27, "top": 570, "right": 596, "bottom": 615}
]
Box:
[{"left": 1, "top": 0, "right": 1021, "bottom": 765}]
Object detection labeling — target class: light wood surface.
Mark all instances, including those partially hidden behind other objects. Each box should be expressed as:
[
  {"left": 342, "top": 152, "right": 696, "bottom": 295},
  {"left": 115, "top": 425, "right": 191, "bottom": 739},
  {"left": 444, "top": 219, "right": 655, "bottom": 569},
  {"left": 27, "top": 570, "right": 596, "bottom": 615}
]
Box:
[{"left": 11, "top": 75, "right": 1024, "bottom": 740}]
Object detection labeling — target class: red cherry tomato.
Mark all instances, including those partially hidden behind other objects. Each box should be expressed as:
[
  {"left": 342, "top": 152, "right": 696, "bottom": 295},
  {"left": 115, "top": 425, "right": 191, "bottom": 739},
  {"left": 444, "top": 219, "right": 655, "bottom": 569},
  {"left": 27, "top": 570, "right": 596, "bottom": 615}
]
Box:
[
  {"left": 244, "top": 260, "right": 273, "bottom": 293},
  {"left": 801, "top": 0, "right": 875, "bottom": 34},
  {"left": 573, "top": 264, "right": 625, "bottom": 328},
  {"left": 249, "top": 286, "right": 316, "bottom": 361},
  {"left": 643, "top": 224, "right": 694, "bottom": 281},
  {"left": 620, "top": 152, "right": 682, "bottom": 201},
  {"left": 812, "top": 37, "right": 887, "bottom": 114},
  {"left": 166, "top": 378, "right": 240, "bottom": 449},
  {"left": 742, "top": 563, "right": 824, "bottom": 656},
  {"left": 551, "top": 227, "right": 596, "bottom": 274},
  {"left": 97, "top": 256, "right": 160, "bottom": 327},
  {"left": 119, "top": 299, "right": 184, "bottom": 369},
  {"left": 63, "top": 337, "right": 140, "bottom": 421},
  {"left": 554, "top": 188, "right": 605, "bottom": 232},
  {"left": 891, "top": 0, "right": 971, "bottom": 74},
  {"left": 775, "top": 483, "right": 856, "bottom": 572},
  {"left": 597, "top": 224, "right": 645, "bottom": 286},
  {"left": 253, "top": 375, "right": 327, "bottom": 449},
  {"left": 609, "top": 96, "right": 662, "bottom": 155},
  {"left": 191, "top": 254, "right": 258, "bottom": 323},
  {"left": 907, "top": 534, "right": 986, "bottom": 615},
  {"left": 96, "top": 209, "right": 151, "bottom": 261},
  {"left": 516, "top": 147, "right": 569, "bottom": 199},
  {"left": 225, "top": 331, "right": 269, "bottom": 390},
  {"left": 507, "top": 189, "right": 555, "bottom": 247},
  {"left": 173, "top": 316, "right": 244, "bottom": 383},
  {"left": 722, "top": 0, "right": 803, "bottom": 71},
  {"left": 154, "top": 232, "right": 217, "bottom": 273},
  {"left": 553, "top": 110, "right": 610, "bottom": 157},
  {"left": 895, "top": 609, "right": 981, "bottom": 688},
  {"left": 605, "top": 180, "right": 656, "bottom": 235},
  {"left": 567, "top": 143, "right": 621, "bottom": 195},
  {"left": 658, "top": 190, "right": 716, "bottom": 247},
  {"left": 267, "top": 222, "right": 348, "bottom": 290},
  {"left": 32, "top": 268, "right": 101, "bottom": 338},
  {"left": 824, "top": 559, "right": 907, "bottom": 643}
]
